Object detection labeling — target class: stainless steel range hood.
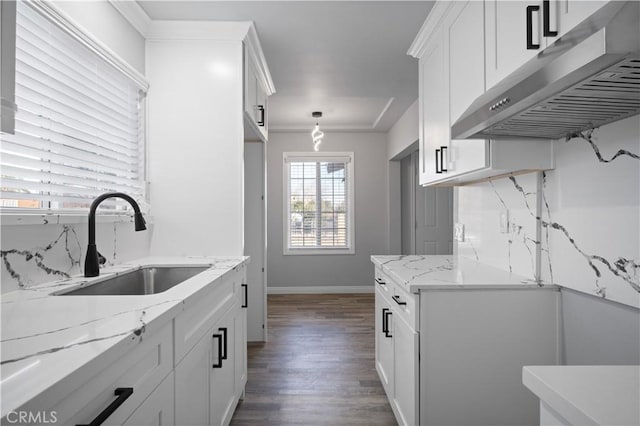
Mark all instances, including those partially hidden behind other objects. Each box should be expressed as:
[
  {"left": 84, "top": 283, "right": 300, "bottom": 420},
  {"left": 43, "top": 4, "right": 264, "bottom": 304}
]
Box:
[{"left": 451, "top": 1, "right": 640, "bottom": 140}]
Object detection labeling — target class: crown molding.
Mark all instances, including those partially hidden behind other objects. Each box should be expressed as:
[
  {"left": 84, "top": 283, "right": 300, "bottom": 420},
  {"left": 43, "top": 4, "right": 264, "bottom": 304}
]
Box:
[
  {"left": 109, "top": 0, "right": 151, "bottom": 37},
  {"left": 372, "top": 97, "right": 394, "bottom": 129},
  {"left": 245, "top": 23, "right": 276, "bottom": 96},
  {"left": 407, "top": 0, "right": 456, "bottom": 58}
]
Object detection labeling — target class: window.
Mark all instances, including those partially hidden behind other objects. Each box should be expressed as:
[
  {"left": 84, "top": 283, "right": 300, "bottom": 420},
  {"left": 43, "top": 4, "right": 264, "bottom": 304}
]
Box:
[
  {"left": 0, "top": 1, "right": 148, "bottom": 213},
  {"left": 284, "top": 152, "right": 354, "bottom": 254}
]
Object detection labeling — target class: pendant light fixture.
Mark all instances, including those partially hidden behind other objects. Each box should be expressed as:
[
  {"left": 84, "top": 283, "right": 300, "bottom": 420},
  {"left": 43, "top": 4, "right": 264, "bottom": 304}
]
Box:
[{"left": 311, "top": 111, "right": 324, "bottom": 152}]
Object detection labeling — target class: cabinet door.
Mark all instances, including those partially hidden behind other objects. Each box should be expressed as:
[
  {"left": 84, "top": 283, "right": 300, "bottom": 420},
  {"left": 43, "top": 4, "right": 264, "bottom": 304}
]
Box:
[
  {"left": 485, "top": 0, "right": 543, "bottom": 90},
  {"left": 175, "top": 334, "right": 211, "bottom": 426},
  {"left": 234, "top": 301, "right": 248, "bottom": 399},
  {"left": 543, "top": 0, "right": 608, "bottom": 46},
  {"left": 419, "top": 30, "right": 449, "bottom": 186},
  {"left": 210, "top": 310, "right": 237, "bottom": 426},
  {"left": 392, "top": 315, "right": 419, "bottom": 426},
  {"left": 375, "top": 287, "right": 394, "bottom": 394},
  {"left": 256, "top": 83, "right": 268, "bottom": 137},
  {"left": 123, "top": 373, "right": 174, "bottom": 426},
  {"left": 448, "top": 0, "right": 489, "bottom": 177}
]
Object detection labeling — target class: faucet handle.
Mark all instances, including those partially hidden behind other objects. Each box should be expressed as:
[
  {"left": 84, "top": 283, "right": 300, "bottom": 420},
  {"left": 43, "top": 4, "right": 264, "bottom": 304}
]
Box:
[{"left": 97, "top": 251, "right": 107, "bottom": 266}]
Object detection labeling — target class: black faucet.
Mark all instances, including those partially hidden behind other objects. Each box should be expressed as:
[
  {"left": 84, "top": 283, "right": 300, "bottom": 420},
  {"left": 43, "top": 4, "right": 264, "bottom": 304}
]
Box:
[{"left": 84, "top": 192, "right": 147, "bottom": 277}]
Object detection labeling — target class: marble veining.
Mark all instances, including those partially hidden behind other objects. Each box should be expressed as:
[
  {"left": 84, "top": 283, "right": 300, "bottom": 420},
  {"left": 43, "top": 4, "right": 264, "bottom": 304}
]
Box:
[
  {"left": 0, "top": 226, "right": 82, "bottom": 287},
  {"left": 508, "top": 174, "right": 640, "bottom": 297},
  {"left": 568, "top": 129, "right": 640, "bottom": 163},
  {"left": 372, "top": 255, "right": 552, "bottom": 292},
  {"left": 489, "top": 179, "right": 539, "bottom": 278}
]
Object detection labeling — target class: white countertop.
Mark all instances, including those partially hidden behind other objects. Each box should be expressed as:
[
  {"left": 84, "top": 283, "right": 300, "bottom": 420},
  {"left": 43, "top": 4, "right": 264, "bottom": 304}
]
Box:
[
  {"left": 523, "top": 365, "right": 640, "bottom": 426},
  {"left": 371, "top": 255, "right": 555, "bottom": 292},
  {"left": 0, "top": 256, "right": 249, "bottom": 418}
]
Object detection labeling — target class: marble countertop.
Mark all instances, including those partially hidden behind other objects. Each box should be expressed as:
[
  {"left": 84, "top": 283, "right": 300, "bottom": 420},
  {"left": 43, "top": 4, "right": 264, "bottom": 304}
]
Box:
[
  {"left": 0, "top": 256, "right": 249, "bottom": 418},
  {"left": 523, "top": 365, "right": 640, "bottom": 425},
  {"left": 371, "top": 255, "right": 555, "bottom": 292}
]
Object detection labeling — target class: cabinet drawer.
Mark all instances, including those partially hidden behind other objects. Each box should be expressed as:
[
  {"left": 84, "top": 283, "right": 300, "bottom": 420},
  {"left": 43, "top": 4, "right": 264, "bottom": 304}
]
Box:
[
  {"left": 374, "top": 268, "right": 394, "bottom": 304},
  {"left": 174, "top": 275, "right": 236, "bottom": 364},
  {"left": 376, "top": 267, "right": 419, "bottom": 331},
  {"left": 391, "top": 285, "right": 419, "bottom": 332},
  {"left": 51, "top": 322, "right": 173, "bottom": 426},
  {"left": 123, "top": 372, "right": 174, "bottom": 426}
]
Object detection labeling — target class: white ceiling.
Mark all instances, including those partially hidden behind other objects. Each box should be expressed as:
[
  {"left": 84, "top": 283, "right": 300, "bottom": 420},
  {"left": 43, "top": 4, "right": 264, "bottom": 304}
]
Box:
[{"left": 138, "top": 1, "right": 434, "bottom": 132}]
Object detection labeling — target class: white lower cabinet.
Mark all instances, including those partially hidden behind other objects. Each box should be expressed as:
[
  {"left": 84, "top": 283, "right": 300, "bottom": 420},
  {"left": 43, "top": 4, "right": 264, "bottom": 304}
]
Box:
[
  {"left": 374, "top": 266, "right": 561, "bottom": 426},
  {"left": 174, "top": 270, "right": 248, "bottom": 426},
  {"left": 374, "top": 272, "right": 419, "bottom": 426}
]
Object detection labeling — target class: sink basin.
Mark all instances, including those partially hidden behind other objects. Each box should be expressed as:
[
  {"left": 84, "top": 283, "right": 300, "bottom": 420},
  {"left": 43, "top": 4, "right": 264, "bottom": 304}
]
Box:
[{"left": 57, "top": 266, "right": 209, "bottom": 296}]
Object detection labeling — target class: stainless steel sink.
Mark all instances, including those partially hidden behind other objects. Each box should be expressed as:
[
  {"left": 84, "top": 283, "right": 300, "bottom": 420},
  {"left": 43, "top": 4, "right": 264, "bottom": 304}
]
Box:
[{"left": 58, "top": 266, "right": 209, "bottom": 296}]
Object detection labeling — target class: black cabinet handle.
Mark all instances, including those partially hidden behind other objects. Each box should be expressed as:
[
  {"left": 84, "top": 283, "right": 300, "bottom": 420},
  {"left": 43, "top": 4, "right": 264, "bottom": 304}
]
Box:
[
  {"left": 392, "top": 295, "right": 407, "bottom": 306},
  {"left": 440, "top": 146, "right": 448, "bottom": 172},
  {"left": 526, "top": 5, "right": 540, "bottom": 50},
  {"left": 76, "top": 388, "right": 133, "bottom": 426},
  {"left": 543, "top": 1, "right": 557, "bottom": 36},
  {"left": 382, "top": 308, "right": 389, "bottom": 334},
  {"left": 375, "top": 278, "right": 386, "bottom": 286},
  {"left": 241, "top": 283, "right": 248, "bottom": 308},
  {"left": 435, "top": 148, "right": 442, "bottom": 174},
  {"left": 212, "top": 333, "right": 223, "bottom": 368},
  {"left": 384, "top": 311, "right": 393, "bottom": 338},
  {"left": 219, "top": 327, "right": 228, "bottom": 360},
  {"left": 257, "top": 105, "right": 265, "bottom": 126}
]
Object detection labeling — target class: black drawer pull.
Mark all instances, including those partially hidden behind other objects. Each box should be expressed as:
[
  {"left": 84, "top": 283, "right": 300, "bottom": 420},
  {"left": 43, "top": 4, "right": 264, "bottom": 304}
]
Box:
[
  {"left": 543, "top": 0, "right": 557, "bottom": 36},
  {"left": 375, "top": 278, "right": 386, "bottom": 286},
  {"left": 219, "top": 327, "right": 228, "bottom": 360},
  {"left": 212, "top": 333, "right": 223, "bottom": 368},
  {"left": 77, "top": 387, "right": 133, "bottom": 426},
  {"left": 435, "top": 148, "right": 442, "bottom": 173},
  {"left": 526, "top": 5, "right": 540, "bottom": 50},
  {"left": 392, "top": 295, "right": 407, "bottom": 306},
  {"left": 242, "top": 283, "right": 248, "bottom": 308},
  {"left": 257, "top": 105, "right": 265, "bottom": 126},
  {"left": 384, "top": 311, "right": 393, "bottom": 338}
]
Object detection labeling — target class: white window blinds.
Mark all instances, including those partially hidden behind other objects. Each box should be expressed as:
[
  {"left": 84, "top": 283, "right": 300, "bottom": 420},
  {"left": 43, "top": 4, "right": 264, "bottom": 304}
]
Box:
[
  {"left": 0, "top": 1, "right": 147, "bottom": 212},
  {"left": 284, "top": 152, "right": 355, "bottom": 254}
]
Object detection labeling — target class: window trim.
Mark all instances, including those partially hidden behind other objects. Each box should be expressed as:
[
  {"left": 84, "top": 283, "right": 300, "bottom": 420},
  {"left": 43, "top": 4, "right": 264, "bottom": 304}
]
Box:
[
  {"left": 0, "top": 0, "right": 149, "bottom": 222},
  {"left": 282, "top": 151, "right": 355, "bottom": 255}
]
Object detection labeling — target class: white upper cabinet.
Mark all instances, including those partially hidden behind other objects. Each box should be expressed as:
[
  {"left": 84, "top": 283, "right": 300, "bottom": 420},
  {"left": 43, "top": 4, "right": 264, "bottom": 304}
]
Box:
[
  {"left": 485, "top": 0, "right": 544, "bottom": 90},
  {"left": 243, "top": 32, "right": 275, "bottom": 143},
  {"left": 410, "top": 0, "right": 562, "bottom": 186},
  {"left": 419, "top": 30, "right": 449, "bottom": 185},
  {"left": 448, "top": 1, "right": 489, "bottom": 178}
]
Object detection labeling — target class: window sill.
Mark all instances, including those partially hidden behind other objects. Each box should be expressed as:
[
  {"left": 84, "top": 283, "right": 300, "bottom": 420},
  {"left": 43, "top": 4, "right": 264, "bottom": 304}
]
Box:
[
  {"left": 0, "top": 212, "right": 153, "bottom": 227},
  {"left": 283, "top": 248, "right": 355, "bottom": 256}
]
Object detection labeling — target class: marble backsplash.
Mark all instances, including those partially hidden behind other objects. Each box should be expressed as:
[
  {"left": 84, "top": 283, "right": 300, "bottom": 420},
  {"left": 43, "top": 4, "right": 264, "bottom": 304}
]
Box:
[
  {"left": 457, "top": 115, "right": 640, "bottom": 308},
  {"left": 1, "top": 219, "right": 150, "bottom": 293}
]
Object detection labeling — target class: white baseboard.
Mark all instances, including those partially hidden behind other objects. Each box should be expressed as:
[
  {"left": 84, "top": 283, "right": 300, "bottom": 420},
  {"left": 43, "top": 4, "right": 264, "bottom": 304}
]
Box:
[{"left": 267, "top": 285, "right": 374, "bottom": 294}]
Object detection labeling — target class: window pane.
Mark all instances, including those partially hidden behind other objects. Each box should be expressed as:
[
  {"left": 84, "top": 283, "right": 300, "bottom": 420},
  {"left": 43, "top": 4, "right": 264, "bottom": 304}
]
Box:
[{"left": 286, "top": 156, "right": 351, "bottom": 251}]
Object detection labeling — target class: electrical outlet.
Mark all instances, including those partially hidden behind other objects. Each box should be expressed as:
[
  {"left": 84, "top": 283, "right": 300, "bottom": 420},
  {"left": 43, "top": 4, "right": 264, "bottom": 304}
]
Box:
[
  {"left": 500, "top": 210, "right": 510, "bottom": 233},
  {"left": 454, "top": 223, "right": 465, "bottom": 242}
]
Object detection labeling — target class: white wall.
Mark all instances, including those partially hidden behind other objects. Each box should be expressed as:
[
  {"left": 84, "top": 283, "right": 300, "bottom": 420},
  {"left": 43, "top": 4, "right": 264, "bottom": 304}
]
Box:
[
  {"left": 267, "top": 132, "right": 388, "bottom": 289},
  {"left": 1, "top": 1, "right": 148, "bottom": 293},
  {"left": 457, "top": 115, "right": 640, "bottom": 309},
  {"left": 146, "top": 36, "right": 245, "bottom": 257},
  {"left": 387, "top": 99, "right": 418, "bottom": 160},
  {"left": 386, "top": 100, "right": 419, "bottom": 254},
  {"left": 52, "top": 0, "right": 145, "bottom": 73}
]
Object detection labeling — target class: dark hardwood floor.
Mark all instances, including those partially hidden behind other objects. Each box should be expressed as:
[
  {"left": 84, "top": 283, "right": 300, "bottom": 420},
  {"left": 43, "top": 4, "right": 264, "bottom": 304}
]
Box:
[{"left": 230, "top": 293, "right": 397, "bottom": 426}]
